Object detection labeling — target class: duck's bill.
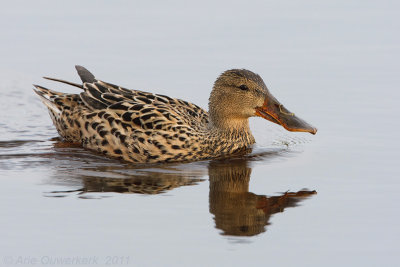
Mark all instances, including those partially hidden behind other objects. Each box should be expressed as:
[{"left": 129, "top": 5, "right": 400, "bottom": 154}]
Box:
[{"left": 255, "top": 96, "right": 317, "bottom": 135}]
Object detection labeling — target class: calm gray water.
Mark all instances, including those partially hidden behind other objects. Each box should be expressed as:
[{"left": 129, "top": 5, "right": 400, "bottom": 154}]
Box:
[{"left": 1, "top": 1, "right": 399, "bottom": 266}]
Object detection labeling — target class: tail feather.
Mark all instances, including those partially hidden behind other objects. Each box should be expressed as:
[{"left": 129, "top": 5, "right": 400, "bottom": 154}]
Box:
[
  {"left": 75, "top": 65, "right": 96, "bottom": 83},
  {"left": 33, "top": 85, "right": 62, "bottom": 116},
  {"left": 34, "top": 65, "right": 100, "bottom": 115},
  {"left": 43, "top": 77, "right": 83, "bottom": 89}
]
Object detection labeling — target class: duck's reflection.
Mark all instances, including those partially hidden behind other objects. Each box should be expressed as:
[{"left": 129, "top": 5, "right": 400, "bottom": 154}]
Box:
[
  {"left": 49, "top": 164, "right": 207, "bottom": 195},
  {"left": 208, "top": 159, "right": 315, "bottom": 236},
  {"left": 47, "top": 142, "right": 316, "bottom": 236},
  {"left": 79, "top": 175, "right": 200, "bottom": 194}
]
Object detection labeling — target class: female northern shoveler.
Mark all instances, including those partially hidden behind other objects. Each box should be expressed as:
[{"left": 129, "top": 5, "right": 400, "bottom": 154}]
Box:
[{"left": 34, "top": 66, "right": 317, "bottom": 163}]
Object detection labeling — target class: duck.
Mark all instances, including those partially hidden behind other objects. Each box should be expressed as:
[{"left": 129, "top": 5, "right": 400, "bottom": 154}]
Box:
[{"left": 34, "top": 66, "right": 317, "bottom": 163}]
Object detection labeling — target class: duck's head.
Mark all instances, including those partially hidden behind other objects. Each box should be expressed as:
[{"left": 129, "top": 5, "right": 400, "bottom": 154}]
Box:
[{"left": 209, "top": 69, "right": 317, "bottom": 134}]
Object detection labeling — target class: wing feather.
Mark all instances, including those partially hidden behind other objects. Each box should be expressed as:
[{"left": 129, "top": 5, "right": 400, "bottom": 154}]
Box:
[{"left": 40, "top": 66, "right": 209, "bottom": 132}]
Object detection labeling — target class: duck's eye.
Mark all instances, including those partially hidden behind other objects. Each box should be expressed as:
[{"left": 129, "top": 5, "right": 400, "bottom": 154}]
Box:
[{"left": 239, "top": 84, "right": 249, "bottom": 91}]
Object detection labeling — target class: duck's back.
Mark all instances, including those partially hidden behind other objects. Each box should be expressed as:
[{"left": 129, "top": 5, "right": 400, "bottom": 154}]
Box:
[{"left": 34, "top": 67, "right": 209, "bottom": 163}]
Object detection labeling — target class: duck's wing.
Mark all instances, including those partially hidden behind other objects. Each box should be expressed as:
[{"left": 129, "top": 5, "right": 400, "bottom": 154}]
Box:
[
  {"left": 83, "top": 80, "right": 208, "bottom": 123},
  {"left": 71, "top": 66, "right": 209, "bottom": 126},
  {"left": 43, "top": 66, "right": 209, "bottom": 125}
]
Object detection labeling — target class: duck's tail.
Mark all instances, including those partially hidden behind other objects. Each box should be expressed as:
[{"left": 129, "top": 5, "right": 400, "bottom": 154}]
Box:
[
  {"left": 33, "top": 85, "right": 64, "bottom": 117},
  {"left": 33, "top": 84, "right": 84, "bottom": 142}
]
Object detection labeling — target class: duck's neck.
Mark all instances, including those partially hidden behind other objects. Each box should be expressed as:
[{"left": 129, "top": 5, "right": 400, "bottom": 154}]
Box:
[{"left": 208, "top": 116, "right": 255, "bottom": 145}]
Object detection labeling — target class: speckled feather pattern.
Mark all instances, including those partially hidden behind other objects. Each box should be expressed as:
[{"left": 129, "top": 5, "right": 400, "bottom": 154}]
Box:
[{"left": 34, "top": 68, "right": 255, "bottom": 163}]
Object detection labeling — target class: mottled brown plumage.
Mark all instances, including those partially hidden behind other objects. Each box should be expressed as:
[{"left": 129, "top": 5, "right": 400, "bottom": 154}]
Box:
[{"left": 34, "top": 66, "right": 316, "bottom": 163}]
